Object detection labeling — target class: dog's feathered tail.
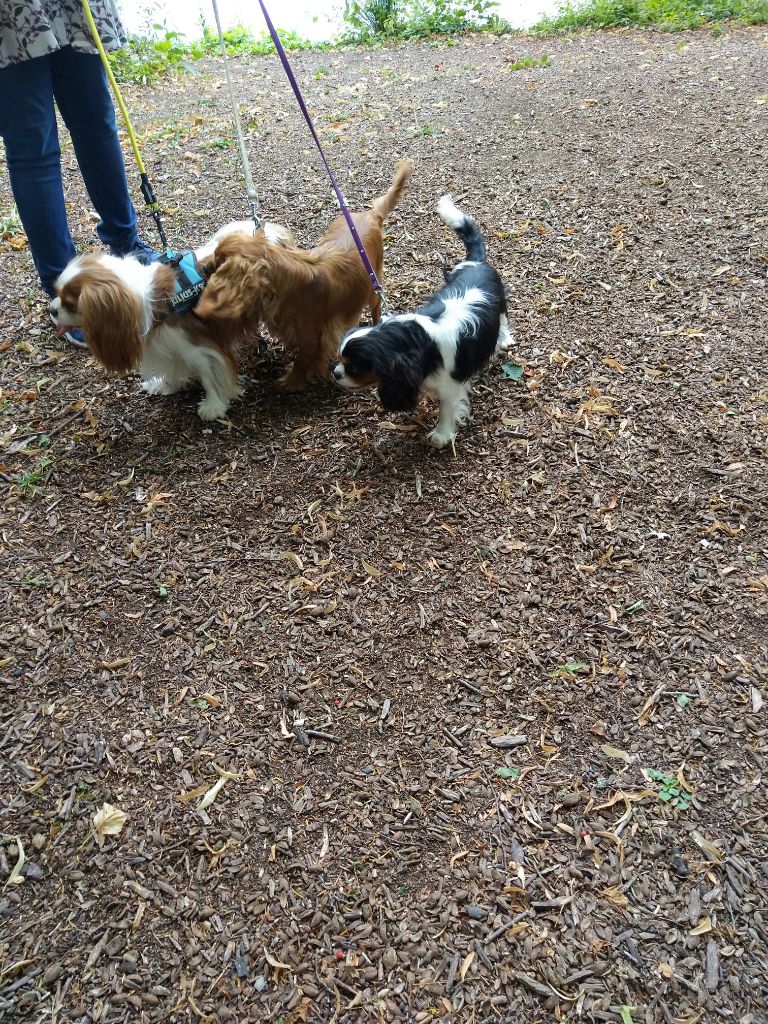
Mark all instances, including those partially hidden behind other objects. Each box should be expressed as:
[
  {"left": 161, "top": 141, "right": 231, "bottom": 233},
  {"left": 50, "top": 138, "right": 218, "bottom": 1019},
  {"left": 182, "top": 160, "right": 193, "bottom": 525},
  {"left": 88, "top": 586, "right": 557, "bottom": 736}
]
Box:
[
  {"left": 437, "top": 195, "right": 487, "bottom": 263},
  {"left": 371, "top": 160, "right": 414, "bottom": 221}
]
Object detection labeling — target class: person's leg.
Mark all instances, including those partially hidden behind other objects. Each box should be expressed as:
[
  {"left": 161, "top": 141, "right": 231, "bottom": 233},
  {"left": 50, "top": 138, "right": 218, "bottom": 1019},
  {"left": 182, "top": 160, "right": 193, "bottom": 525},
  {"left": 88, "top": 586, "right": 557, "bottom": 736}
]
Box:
[
  {"left": 0, "top": 55, "right": 76, "bottom": 295},
  {"left": 49, "top": 46, "right": 141, "bottom": 255}
]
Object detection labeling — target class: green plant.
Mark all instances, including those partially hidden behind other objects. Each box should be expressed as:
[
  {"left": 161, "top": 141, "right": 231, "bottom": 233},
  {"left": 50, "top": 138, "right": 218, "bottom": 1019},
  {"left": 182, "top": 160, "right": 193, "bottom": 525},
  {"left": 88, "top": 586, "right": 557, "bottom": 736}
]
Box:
[
  {"left": 0, "top": 206, "right": 23, "bottom": 240},
  {"left": 341, "top": 0, "right": 510, "bottom": 41},
  {"left": 108, "top": 21, "right": 320, "bottom": 86},
  {"left": 108, "top": 25, "right": 201, "bottom": 84},
  {"left": 14, "top": 458, "right": 52, "bottom": 498},
  {"left": 343, "top": 0, "right": 402, "bottom": 37},
  {"left": 508, "top": 53, "right": 551, "bottom": 69},
  {"left": 647, "top": 768, "right": 691, "bottom": 810},
  {"left": 197, "top": 21, "right": 321, "bottom": 57}
]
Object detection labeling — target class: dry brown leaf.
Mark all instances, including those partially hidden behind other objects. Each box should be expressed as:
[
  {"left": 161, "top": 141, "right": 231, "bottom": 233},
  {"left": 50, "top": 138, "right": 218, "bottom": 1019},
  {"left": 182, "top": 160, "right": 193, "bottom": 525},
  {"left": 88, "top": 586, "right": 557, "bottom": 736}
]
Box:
[
  {"left": 361, "top": 559, "right": 382, "bottom": 577},
  {"left": 278, "top": 551, "right": 304, "bottom": 570},
  {"left": 264, "top": 947, "right": 292, "bottom": 971},
  {"left": 600, "top": 743, "right": 632, "bottom": 764},
  {"left": 99, "top": 657, "right": 131, "bottom": 670},
  {"left": 3, "top": 836, "right": 25, "bottom": 888},
  {"left": 601, "top": 886, "right": 629, "bottom": 908},
  {"left": 691, "top": 831, "right": 724, "bottom": 863},
  {"left": 602, "top": 357, "right": 627, "bottom": 372},
  {"left": 691, "top": 916, "right": 713, "bottom": 935},
  {"left": 196, "top": 767, "right": 242, "bottom": 813},
  {"left": 178, "top": 782, "right": 211, "bottom": 803},
  {"left": 92, "top": 803, "right": 128, "bottom": 847},
  {"left": 459, "top": 950, "right": 475, "bottom": 981}
]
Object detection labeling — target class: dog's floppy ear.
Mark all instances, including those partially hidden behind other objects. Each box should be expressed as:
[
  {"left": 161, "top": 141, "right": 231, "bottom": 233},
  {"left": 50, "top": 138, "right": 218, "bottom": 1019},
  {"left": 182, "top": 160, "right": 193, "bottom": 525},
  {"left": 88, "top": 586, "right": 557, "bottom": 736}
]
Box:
[
  {"left": 196, "top": 256, "right": 261, "bottom": 320},
  {"left": 373, "top": 349, "right": 423, "bottom": 412},
  {"left": 79, "top": 272, "right": 144, "bottom": 373}
]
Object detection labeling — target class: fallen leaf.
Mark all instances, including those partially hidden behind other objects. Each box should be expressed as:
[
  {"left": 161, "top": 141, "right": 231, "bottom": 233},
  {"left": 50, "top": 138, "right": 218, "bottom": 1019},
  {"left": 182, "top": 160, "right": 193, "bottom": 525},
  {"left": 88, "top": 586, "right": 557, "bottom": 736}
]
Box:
[
  {"left": 278, "top": 551, "right": 303, "bottom": 570},
  {"left": 602, "top": 886, "right": 629, "bottom": 908},
  {"left": 100, "top": 657, "right": 131, "bottom": 670},
  {"left": 691, "top": 916, "right": 713, "bottom": 935},
  {"left": 459, "top": 950, "right": 475, "bottom": 981},
  {"left": 3, "top": 837, "right": 25, "bottom": 888},
  {"left": 264, "top": 947, "right": 292, "bottom": 971},
  {"left": 602, "top": 357, "right": 627, "bottom": 372},
  {"left": 197, "top": 766, "right": 242, "bottom": 813},
  {"left": 600, "top": 744, "right": 632, "bottom": 764},
  {"left": 92, "top": 803, "right": 128, "bottom": 847},
  {"left": 501, "top": 362, "right": 525, "bottom": 382},
  {"left": 691, "top": 830, "right": 724, "bottom": 863}
]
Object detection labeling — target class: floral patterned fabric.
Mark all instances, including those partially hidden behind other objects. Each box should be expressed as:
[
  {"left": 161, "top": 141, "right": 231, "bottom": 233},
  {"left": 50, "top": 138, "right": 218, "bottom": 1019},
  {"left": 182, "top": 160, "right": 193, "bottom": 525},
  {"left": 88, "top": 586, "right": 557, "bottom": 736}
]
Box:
[{"left": 0, "top": 1, "right": 126, "bottom": 70}]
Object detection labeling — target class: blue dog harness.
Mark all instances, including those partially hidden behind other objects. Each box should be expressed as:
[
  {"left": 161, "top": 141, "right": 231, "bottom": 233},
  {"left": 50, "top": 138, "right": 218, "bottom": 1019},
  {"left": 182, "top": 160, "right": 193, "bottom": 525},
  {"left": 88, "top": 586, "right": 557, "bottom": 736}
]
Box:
[{"left": 159, "top": 250, "right": 207, "bottom": 315}]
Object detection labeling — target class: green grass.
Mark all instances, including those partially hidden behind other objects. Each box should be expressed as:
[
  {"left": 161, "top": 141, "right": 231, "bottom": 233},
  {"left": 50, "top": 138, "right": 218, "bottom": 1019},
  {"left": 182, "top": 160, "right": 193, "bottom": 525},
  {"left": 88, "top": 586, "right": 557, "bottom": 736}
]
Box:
[{"left": 533, "top": 0, "right": 768, "bottom": 31}]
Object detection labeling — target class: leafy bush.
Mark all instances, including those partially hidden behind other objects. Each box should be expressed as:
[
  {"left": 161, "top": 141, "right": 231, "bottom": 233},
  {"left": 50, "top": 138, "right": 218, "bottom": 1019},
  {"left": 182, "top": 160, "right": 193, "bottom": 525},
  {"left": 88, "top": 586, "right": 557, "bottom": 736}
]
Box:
[
  {"left": 341, "top": 0, "right": 510, "bottom": 42},
  {"left": 533, "top": 0, "right": 767, "bottom": 30},
  {"left": 343, "top": 0, "right": 402, "bottom": 37},
  {"left": 108, "top": 26, "right": 202, "bottom": 84}
]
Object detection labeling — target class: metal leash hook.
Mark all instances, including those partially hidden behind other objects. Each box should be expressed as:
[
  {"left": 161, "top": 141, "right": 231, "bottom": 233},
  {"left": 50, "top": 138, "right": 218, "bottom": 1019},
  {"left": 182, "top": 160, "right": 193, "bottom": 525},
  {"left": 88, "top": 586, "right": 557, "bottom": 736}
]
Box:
[
  {"left": 139, "top": 173, "right": 168, "bottom": 250},
  {"left": 377, "top": 288, "right": 393, "bottom": 320}
]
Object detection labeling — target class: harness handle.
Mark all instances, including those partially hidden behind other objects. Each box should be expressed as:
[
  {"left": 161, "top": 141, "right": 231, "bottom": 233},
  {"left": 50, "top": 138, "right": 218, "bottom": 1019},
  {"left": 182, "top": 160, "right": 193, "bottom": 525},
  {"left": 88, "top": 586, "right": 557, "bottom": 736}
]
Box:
[{"left": 256, "top": 0, "right": 391, "bottom": 316}]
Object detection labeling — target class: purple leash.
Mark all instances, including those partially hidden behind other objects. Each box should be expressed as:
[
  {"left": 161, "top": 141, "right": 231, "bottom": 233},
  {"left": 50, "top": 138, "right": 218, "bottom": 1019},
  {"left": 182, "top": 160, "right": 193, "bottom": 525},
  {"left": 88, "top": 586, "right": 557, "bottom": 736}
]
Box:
[{"left": 256, "top": 0, "right": 391, "bottom": 316}]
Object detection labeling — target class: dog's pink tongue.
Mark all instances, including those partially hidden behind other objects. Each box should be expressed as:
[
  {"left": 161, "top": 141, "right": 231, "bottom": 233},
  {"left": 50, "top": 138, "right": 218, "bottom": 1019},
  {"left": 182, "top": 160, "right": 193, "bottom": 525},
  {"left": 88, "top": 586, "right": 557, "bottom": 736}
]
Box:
[{"left": 54, "top": 323, "right": 68, "bottom": 337}]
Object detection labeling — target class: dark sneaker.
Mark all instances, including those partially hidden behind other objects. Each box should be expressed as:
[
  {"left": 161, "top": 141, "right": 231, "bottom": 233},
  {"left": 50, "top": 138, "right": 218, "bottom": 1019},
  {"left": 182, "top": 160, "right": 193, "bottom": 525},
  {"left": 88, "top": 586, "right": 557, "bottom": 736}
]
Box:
[
  {"left": 50, "top": 312, "right": 86, "bottom": 348},
  {"left": 110, "top": 238, "right": 161, "bottom": 264}
]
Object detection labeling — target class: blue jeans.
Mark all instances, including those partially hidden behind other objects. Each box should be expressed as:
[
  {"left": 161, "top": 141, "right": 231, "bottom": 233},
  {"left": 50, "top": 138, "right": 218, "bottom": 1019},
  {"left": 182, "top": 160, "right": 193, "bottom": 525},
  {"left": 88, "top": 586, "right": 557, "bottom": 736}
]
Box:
[{"left": 0, "top": 46, "right": 140, "bottom": 295}]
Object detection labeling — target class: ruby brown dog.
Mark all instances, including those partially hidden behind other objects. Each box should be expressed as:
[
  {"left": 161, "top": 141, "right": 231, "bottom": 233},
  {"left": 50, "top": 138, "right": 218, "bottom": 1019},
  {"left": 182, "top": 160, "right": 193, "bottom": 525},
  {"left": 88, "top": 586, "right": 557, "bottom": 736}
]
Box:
[{"left": 195, "top": 160, "right": 413, "bottom": 391}]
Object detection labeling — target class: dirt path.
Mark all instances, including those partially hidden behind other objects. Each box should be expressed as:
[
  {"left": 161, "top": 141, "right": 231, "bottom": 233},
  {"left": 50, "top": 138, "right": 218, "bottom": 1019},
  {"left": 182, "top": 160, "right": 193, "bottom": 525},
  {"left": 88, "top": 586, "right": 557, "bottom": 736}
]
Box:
[{"left": 1, "top": 26, "right": 767, "bottom": 1024}]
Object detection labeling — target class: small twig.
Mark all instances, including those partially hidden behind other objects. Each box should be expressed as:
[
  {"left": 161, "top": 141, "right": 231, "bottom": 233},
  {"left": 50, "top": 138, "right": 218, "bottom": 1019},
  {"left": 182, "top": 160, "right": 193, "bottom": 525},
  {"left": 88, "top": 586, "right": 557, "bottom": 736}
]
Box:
[{"left": 305, "top": 729, "right": 341, "bottom": 744}]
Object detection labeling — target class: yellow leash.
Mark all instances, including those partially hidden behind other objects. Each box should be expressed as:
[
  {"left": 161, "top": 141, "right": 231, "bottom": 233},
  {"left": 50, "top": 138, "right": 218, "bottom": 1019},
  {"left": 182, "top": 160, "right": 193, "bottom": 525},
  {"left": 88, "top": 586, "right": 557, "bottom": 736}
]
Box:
[{"left": 80, "top": 0, "right": 168, "bottom": 248}]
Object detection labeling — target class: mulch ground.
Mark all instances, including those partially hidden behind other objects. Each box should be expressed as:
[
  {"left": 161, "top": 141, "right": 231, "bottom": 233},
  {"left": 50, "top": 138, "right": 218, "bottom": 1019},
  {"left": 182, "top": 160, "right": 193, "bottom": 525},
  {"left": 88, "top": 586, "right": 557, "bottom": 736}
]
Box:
[{"left": 1, "top": 24, "right": 767, "bottom": 1024}]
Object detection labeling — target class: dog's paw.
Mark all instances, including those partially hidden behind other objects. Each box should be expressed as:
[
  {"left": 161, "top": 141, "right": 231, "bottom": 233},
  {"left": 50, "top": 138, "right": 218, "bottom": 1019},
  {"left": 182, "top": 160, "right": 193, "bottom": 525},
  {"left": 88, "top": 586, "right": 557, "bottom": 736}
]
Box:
[
  {"left": 495, "top": 313, "right": 514, "bottom": 353},
  {"left": 197, "top": 396, "right": 230, "bottom": 421},
  {"left": 427, "top": 427, "right": 456, "bottom": 449},
  {"left": 278, "top": 373, "right": 308, "bottom": 393},
  {"left": 142, "top": 376, "right": 174, "bottom": 396}
]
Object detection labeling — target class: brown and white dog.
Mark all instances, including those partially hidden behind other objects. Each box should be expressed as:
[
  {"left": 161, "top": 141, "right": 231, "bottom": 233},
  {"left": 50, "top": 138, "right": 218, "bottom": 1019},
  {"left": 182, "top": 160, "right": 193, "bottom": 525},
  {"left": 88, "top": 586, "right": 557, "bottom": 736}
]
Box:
[
  {"left": 195, "top": 160, "right": 413, "bottom": 391},
  {"left": 48, "top": 221, "right": 293, "bottom": 420}
]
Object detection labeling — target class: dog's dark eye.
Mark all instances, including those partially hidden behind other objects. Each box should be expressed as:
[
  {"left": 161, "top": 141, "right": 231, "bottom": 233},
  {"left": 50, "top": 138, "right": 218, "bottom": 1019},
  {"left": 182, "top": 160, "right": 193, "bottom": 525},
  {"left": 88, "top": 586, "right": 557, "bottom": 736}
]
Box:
[{"left": 62, "top": 300, "right": 77, "bottom": 313}]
